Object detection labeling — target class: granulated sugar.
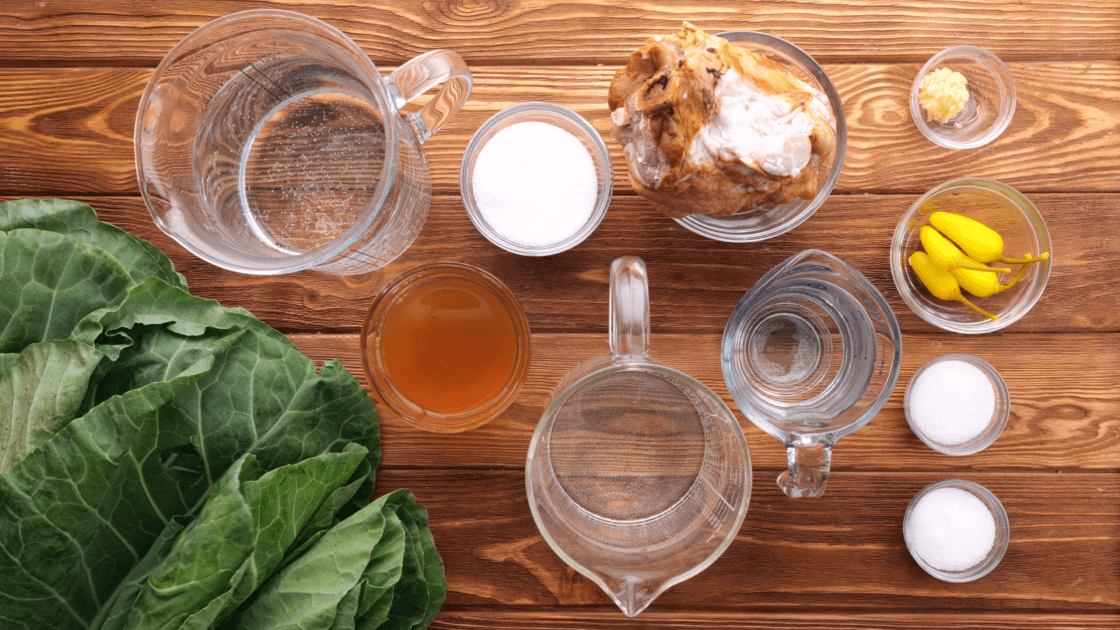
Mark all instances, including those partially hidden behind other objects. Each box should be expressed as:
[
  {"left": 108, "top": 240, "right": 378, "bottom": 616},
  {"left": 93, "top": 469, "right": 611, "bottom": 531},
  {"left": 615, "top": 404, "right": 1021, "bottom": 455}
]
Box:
[
  {"left": 471, "top": 121, "right": 597, "bottom": 248},
  {"left": 909, "top": 486, "right": 996, "bottom": 572},
  {"left": 908, "top": 359, "right": 995, "bottom": 445}
]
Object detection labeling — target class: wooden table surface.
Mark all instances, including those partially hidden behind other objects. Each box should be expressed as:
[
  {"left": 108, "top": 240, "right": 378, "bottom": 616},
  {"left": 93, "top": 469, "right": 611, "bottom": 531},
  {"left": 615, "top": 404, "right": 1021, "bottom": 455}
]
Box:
[{"left": 3, "top": 1, "right": 1119, "bottom": 628}]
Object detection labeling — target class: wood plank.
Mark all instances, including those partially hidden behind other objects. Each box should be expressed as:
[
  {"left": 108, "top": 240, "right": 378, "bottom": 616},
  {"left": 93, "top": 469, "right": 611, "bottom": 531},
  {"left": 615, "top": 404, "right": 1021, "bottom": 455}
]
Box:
[
  {"left": 289, "top": 332, "right": 1120, "bottom": 472},
  {"left": 2, "top": 64, "right": 1118, "bottom": 196},
  {"left": 371, "top": 469, "right": 1120, "bottom": 611},
  {"left": 429, "top": 611, "right": 1120, "bottom": 629},
  {"left": 53, "top": 194, "right": 1120, "bottom": 335},
  {"left": 1, "top": 1, "right": 1118, "bottom": 66}
]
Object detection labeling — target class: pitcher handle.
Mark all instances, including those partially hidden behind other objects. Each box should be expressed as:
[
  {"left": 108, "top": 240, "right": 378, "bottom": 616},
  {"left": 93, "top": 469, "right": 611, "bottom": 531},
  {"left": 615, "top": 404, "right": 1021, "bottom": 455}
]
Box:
[
  {"left": 609, "top": 256, "right": 649, "bottom": 357},
  {"left": 778, "top": 439, "right": 833, "bottom": 498},
  {"left": 385, "top": 49, "right": 472, "bottom": 144}
]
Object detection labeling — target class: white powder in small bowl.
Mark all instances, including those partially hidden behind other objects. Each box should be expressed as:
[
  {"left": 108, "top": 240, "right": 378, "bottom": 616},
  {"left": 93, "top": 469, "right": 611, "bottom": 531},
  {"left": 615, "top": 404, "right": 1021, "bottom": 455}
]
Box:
[
  {"left": 908, "top": 358, "right": 995, "bottom": 446},
  {"left": 471, "top": 121, "right": 598, "bottom": 249},
  {"left": 909, "top": 486, "right": 996, "bottom": 572}
]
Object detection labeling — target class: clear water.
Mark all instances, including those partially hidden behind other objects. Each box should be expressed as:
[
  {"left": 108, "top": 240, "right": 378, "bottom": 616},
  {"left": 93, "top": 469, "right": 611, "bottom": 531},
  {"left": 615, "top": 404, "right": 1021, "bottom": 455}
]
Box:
[
  {"left": 733, "top": 277, "right": 877, "bottom": 431},
  {"left": 195, "top": 56, "right": 387, "bottom": 257},
  {"left": 548, "top": 370, "right": 706, "bottom": 523}
]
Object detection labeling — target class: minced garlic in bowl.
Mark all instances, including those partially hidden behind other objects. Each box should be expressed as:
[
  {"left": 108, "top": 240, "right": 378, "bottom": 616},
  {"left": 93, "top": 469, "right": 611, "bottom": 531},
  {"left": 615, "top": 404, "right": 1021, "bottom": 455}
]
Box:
[
  {"left": 919, "top": 67, "right": 969, "bottom": 124},
  {"left": 909, "top": 46, "right": 1015, "bottom": 150}
]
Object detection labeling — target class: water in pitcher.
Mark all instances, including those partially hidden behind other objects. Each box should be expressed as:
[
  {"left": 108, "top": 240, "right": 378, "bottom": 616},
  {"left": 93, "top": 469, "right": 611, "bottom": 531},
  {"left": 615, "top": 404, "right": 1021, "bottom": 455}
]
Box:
[
  {"left": 549, "top": 370, "right": 707, "bottom": 527},
  {"left": 730, "top": 275, "right": 879, "bottom": 432},
  {"left": 195, "top": 56, "right": 389, "bottom": 256}
]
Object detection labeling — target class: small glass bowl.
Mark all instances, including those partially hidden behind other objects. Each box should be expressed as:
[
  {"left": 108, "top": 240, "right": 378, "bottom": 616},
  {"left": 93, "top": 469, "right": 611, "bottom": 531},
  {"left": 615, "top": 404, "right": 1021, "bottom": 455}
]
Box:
[
  {"left": 460, "top": 102, "right": 612, "bottom": 256},
  {"left": 904, "top": 354, "right": 1010, "bottom": 455},
  {"left": 910, "top": 46, "right": 1016, "bottom": 150},
  {"left": 674, "top": 30, "right": 847, "bottom": 243},
  {"left": 890, "top": 178, "right": 1051, "bottom": 333},
  {"left": 360, "top": 262, "right": 532, "bottom": 432},
  {"left": 903, "top": 479, "right": 1010, "bottom": 582}
]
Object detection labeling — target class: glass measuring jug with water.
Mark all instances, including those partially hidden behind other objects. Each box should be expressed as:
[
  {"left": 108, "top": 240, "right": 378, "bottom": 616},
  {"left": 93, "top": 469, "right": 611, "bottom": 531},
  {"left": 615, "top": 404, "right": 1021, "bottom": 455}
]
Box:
[
  {"left": 527, "top": 257, "right": 751, "bottom": 617},
  {"left": 722, "top": 249, "right": 901, "bottom": 498},
  {"left": 135, "top": 9, "right": 471, "bottom": 274}
]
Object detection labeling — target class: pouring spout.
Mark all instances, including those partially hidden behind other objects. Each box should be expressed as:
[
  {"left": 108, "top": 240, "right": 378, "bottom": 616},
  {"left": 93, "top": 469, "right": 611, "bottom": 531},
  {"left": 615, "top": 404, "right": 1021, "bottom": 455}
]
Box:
[{"left": 605, "top": 575, "right": 660, "bottom": 617}]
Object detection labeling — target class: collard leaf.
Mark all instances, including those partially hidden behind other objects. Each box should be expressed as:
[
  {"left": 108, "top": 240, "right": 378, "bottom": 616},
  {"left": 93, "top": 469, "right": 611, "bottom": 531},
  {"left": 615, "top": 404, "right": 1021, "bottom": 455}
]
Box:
[
  {"left": 0, "top": 229, "right": 134, "bottom": 353},
  {"left": 352, "top": 507, "right": 407, "bottom": 630},
  {"left": 97, "top": 515, "right": 192, "bottom": 630},
  {"left": 0, "top": 203, "right": 391, "bottom": 630},
  {"left": 233, "top": 493, "right": 406, "bottom": 630},
  {"left": 122, "top": 446, "right": 369, "bottom": 630},
  {"left": 0, "top": 303, "right": 380, "bottom": 629},
  {"left": 0, "top": 339, "right": 104, "bottom": 474},
  {"left": 0, "top": 353, "right": 18, "bottom": 378},
  {"left": 287, "top": 457, "right": 374, "bottom": 565},
  {"left": 0, "top": 350, "right": 217, "bottom": 630},
  {"left": 393, "top": 499, "right": 445, "bottom": 630},
  {"left": 0, "top": 199, "right": 186, "bottom": 290},
  {"left": 379, "top": 492, "right": 430, "bottom": 630},
  {"left": 77, "top": 280, "right": 381, "bottom": 496},
  {"left": 0, "top": 198, "right": 97, "bottom": 233}
]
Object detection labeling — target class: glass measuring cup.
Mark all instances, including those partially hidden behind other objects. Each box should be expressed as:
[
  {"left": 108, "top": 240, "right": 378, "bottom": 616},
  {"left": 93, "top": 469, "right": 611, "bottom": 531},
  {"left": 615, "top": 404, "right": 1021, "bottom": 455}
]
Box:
[
  {"left": 135, "top": 9, "right": 471, "bottom": 275},
  {"left": 722, "top": 249, "right": 901, "bottom": 498},
  {"left": 526, "top": 256, "right": 751, "bottom": 617}
]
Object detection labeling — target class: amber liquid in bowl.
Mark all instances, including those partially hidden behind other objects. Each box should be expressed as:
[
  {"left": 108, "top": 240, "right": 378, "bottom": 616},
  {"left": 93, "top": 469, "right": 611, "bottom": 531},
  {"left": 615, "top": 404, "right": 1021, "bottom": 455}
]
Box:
[
  {"left": 379, "top": 277, "right": 518, "bottom": 415},
  {"left": 362, "top": 262, "right": 531, "bottom": 432}
]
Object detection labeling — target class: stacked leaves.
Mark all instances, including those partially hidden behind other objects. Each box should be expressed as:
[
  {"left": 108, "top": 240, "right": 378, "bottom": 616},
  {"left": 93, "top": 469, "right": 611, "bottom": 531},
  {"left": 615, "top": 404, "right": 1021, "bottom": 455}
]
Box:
[{"left": 0, "top": 200, "right": 446, "bottom": 630}]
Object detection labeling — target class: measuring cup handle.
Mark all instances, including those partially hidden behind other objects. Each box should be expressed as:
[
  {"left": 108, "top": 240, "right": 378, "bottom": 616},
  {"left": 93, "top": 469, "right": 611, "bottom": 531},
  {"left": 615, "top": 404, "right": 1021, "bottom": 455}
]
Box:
[
  {"left": 385, "top": 50, "right": 472, "bottom": 144},
  {"left": 609, "top": 256, "right": 649, "bottom": 357},
  {"left": 778, "top": 441, "right": 833, "bottom": 498}
]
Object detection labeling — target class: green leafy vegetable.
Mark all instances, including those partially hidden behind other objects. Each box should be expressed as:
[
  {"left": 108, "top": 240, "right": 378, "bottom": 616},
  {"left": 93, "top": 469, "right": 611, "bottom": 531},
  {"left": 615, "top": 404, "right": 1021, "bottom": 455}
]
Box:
[
  {"left": 231, "top": 491, "right": 406, "bottom": 630},
  {"left": 381, "top": 491, "right": 446, "bottom": 630},
  {"left": 0, "top": 339, "right": 104, "bottom": 473},
  {"left": 120, "top": 446, "right": 370, "bottom": 630},
  {"left": 230, "top": 490, "right": 445, "bottom": 630},
  {"left": 0, "top": 229, "right": 134, "bottom": 352},
  {"left": 0, "top": 200, "right": 445, "bottom": 630},
  {"left": 0, "top": 198, "right": 187, "bottom": 290}
]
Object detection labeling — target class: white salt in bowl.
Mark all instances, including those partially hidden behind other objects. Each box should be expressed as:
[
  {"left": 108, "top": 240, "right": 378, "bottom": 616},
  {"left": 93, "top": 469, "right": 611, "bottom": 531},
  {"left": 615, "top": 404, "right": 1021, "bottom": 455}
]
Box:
[
  {"left": 460, "top": 102, "right": 612, "bottom": 256},
  {"left": 903, "top": 479, "right": 1010, "bottom": 583},
  {"left": 904, "top": 354, "right": 1010, "bottom": 456}
]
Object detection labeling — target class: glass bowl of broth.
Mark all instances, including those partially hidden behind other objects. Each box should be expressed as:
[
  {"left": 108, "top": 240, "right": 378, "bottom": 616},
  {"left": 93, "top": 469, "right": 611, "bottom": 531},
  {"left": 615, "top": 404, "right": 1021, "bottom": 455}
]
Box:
[{"left": 361, "top": 262, "right": 532, "bottom": 432}]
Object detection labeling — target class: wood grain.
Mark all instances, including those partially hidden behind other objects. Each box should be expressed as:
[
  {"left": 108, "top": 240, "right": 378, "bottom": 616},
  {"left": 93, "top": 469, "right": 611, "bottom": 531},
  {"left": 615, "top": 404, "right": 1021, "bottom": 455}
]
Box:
[
  {"left": 1, "top": 1, "right": 1118, "bottom": 66},
  {"left": 371, "top": 469, "right": 1120, "bottom": 611},
  {"left": 293, "top": 332, "right": 1120, "bottom": 471},
  {"left": 429, "top": 611, "right": 1120, "bottom": 630},
  {"left": 2, "top": 64, "right": 1118, "bottom": 197},
  {"left": 64, "top": 194, "right": 1120, "bottom": 335},
  {"left": 3, "top": 2, "right": 1117, "bottom": 625}
]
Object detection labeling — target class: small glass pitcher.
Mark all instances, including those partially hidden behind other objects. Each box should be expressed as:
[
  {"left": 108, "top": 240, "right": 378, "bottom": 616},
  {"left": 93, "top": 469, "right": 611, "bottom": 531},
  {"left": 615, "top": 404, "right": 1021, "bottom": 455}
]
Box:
[
  {"left": 136, "top": 9, "right": 471, "bottom": 275},
  {"left": 722, "top": 249, "right": 901, "bottom": 498},
  {"left": 527, "top": 256, "right": 751, "bottom": 617}
]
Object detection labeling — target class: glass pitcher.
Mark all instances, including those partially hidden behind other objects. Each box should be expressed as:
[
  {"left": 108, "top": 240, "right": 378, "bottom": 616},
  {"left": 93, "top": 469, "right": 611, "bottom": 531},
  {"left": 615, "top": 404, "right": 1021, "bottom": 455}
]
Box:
[
  {"left": 722, "top": 249, "right": 902, "bottom": 498},
  {"left": 527, "top": 256, "right": 751, "bottom": 617},
  {"left": 135, "top": 9, "right": 471, "bottom": 275}
]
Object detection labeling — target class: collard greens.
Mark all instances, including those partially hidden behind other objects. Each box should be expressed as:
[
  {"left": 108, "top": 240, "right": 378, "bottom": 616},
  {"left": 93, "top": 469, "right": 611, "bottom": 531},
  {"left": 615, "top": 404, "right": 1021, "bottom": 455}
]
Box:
[{"left": 0, "top": 200, "right": 446, "bottom": 630}]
